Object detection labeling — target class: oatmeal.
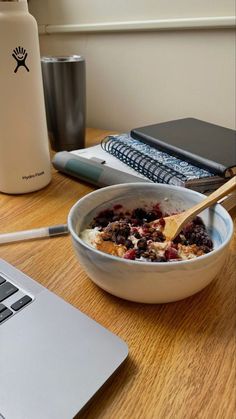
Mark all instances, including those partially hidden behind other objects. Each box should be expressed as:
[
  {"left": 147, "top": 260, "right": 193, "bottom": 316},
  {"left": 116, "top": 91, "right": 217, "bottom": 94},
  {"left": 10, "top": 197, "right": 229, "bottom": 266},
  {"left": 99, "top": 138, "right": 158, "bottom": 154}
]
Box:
[{"left": 80, "top": 203, "right": 213, "bottom": 262}]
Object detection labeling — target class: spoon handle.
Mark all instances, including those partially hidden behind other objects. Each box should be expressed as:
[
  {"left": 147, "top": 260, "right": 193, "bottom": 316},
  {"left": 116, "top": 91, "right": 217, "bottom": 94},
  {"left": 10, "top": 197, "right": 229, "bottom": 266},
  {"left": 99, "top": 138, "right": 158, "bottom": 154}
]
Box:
[{"left": 184, "top": 176, "right": 236, "bottom": 221}]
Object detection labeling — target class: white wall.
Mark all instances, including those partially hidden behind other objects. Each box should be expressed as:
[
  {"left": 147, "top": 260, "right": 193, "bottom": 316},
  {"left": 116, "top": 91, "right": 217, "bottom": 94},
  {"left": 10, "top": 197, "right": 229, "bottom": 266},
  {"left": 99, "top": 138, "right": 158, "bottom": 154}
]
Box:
[
  {"left": 29, "top": 0, "right": 235, "bottom": 25},
  {"left": 29, "top": 1, "right": 236, "bottom": 131}
]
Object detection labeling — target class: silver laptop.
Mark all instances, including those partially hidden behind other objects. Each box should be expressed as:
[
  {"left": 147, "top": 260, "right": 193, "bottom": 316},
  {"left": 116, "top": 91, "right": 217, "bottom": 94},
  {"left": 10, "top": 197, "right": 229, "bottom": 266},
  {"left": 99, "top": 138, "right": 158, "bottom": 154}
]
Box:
[{"left": 0, "top": 259, "right": 128, "bottom": 419}]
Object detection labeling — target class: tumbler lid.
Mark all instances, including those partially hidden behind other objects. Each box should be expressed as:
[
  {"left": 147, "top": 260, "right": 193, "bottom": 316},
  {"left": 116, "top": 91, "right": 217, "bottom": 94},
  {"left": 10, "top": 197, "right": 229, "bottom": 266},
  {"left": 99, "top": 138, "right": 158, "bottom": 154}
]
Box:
[{"left": 41, "top": 55, "right": 84, "bottom": 63}]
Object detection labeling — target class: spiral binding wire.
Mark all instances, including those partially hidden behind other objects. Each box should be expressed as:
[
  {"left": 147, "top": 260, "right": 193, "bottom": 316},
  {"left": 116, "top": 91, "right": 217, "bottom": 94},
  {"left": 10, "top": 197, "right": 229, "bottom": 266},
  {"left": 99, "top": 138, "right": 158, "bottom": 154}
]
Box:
[{"left": 101, "top": 136, "right": 187, "bottom": 185}]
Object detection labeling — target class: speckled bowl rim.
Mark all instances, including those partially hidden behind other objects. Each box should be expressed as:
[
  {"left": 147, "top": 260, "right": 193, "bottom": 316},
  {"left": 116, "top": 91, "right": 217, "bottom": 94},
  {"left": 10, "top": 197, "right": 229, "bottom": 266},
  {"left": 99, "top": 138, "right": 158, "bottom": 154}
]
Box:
[{"left": 68, "top": 183, "right": 234, "bottom": 267}]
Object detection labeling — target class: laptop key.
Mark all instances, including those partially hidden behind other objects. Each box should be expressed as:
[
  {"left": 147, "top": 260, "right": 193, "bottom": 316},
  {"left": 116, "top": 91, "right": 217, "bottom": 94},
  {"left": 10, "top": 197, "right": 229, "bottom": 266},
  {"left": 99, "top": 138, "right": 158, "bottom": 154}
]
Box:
[
  {"left": 0, "top": 275, "right": 6, "bottom": 285},
  {"left": 0, "top": 308, "right": 13, "bottom": 323},
  {"left": 0, "top": 303, "right": 7, "bottom": 313},
  {"left": 0, "top": 281, "right": 18, "bottom": 302},
  {"left": 11, "top": 295, "right": 32, "bottom": 311}
]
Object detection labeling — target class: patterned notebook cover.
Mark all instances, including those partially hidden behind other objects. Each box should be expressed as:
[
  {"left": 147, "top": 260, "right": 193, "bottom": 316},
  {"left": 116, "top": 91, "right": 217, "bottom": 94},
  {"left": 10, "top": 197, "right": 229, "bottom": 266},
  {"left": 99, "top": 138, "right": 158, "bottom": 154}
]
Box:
[{"left": 101, "top": 133, "right": 224, "bottom": 189}]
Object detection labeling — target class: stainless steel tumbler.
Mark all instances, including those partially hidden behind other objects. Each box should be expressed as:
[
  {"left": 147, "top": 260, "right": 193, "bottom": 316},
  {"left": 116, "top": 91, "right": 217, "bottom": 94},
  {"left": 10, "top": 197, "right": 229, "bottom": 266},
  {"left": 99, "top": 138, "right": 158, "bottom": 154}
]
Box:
[{"left": 41, "top": 55, "right": 86, "bottom": 151}]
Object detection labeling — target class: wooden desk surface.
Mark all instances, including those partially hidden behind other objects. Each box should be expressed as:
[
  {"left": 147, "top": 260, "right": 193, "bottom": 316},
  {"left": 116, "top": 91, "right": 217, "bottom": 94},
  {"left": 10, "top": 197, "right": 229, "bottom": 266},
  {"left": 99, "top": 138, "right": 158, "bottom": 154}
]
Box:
[{"left": 0, "top": 128, "right": 235, "bottom": 419}]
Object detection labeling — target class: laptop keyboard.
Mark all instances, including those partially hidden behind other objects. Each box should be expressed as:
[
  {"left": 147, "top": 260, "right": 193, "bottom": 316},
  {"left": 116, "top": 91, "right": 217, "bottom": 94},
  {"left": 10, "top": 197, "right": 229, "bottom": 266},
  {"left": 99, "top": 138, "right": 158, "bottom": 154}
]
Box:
[{"left": 0, "top": 274, "right": 33, "bottom": 324}]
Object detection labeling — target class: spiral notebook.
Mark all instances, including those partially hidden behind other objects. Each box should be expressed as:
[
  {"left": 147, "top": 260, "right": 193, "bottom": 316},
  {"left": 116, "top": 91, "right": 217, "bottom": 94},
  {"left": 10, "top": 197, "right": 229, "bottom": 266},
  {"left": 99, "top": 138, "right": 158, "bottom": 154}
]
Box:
[
  {"left": 53, "top": 136, "right": 235, "bottom": 209},
  {"left": 101, "top": 133, "right": 226, "bottom": 192}
]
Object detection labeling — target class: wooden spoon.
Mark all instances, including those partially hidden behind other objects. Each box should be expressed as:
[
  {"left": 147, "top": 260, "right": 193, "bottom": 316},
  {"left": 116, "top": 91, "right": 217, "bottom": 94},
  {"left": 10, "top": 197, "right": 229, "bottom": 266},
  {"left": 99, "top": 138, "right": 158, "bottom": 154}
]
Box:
[{"left": 151, "top": 176, "right": 236, "bottom": 241}]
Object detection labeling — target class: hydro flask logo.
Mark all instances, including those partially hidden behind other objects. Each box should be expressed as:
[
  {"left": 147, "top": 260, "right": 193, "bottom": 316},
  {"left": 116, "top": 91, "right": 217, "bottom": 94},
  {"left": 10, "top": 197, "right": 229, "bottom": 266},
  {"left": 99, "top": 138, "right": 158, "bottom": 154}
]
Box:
[{"left": 12, "top": 47, "right": 30, "bottom": 73}]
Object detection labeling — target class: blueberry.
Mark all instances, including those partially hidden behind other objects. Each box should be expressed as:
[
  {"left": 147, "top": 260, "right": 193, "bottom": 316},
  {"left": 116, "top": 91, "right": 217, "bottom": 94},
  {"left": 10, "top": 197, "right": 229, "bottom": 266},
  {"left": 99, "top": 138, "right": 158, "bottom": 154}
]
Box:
[{"left": 137, "top": 238, "right": 147, "bottom": 250}]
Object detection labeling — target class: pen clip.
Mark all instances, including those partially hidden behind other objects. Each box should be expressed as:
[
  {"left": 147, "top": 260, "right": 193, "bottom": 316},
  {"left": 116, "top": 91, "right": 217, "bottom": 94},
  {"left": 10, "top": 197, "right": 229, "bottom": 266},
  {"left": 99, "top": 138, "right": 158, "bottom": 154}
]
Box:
[{"left": 90, "top": 157, "right": 106, "bottom": 165}]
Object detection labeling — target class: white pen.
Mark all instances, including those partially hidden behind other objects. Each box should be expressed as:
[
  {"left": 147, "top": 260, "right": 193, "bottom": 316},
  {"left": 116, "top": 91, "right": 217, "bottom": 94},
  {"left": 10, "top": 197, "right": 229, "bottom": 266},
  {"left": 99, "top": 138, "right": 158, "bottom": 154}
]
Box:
[
  {"left": 52, "top": 151, "right": 152, "bottom": 187},
  {"left": 0, "top": 224, "right": 69, "bottom": 245}
]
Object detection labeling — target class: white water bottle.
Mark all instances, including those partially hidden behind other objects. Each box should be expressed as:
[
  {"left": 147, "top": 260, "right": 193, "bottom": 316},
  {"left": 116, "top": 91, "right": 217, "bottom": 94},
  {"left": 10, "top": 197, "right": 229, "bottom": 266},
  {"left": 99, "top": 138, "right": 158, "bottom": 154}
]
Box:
[{"left": 0, "top": 0, "right": 51, "bottom": 194}]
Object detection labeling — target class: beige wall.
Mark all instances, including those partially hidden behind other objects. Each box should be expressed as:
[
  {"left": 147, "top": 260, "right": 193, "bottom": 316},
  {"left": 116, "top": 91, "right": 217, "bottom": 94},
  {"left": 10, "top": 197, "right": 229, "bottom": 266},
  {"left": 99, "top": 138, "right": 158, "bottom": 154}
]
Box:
[{"left": 29, "top": 1, "right": 236, "bottom": 131}]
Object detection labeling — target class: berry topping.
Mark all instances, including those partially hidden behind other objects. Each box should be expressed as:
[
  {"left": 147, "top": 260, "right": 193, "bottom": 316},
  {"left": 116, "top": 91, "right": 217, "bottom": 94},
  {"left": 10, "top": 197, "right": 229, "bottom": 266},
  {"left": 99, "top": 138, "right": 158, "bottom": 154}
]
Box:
[
  {"left": 164, "top": 247, "right": 180, "bottom": 260},
  {"left": 87, "top": 203, "right": 213, "bottom": 262},
  {"left": 124, "top": 249, "right": 136, "bottom": 260}
]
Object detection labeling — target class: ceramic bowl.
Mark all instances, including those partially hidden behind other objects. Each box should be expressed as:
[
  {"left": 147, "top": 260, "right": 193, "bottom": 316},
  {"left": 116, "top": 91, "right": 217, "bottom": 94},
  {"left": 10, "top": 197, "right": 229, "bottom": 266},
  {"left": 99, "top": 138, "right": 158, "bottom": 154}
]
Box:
[{"left": 68, "top": 183, "right": 233, "bottom": 303}]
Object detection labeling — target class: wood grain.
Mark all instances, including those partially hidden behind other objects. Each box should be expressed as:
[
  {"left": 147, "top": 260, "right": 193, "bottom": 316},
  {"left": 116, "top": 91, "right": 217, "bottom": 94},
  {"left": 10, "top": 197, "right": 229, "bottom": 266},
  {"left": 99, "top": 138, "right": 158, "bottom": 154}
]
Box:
[{"left": 0, "top": 128, "right": 235, "bottom": 419}]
